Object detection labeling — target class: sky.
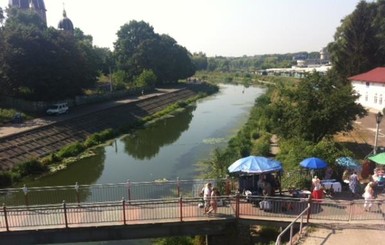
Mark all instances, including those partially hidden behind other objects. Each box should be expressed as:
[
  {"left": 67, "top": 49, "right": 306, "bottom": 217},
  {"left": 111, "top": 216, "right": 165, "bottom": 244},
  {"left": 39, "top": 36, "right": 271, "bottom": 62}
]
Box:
[{"left": 0, "top": 0, "right": 365, "bottom": 57}]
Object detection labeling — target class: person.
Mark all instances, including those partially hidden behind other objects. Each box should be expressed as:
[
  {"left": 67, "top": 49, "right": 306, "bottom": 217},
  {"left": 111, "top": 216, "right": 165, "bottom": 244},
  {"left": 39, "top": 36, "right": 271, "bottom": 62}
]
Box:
[
  {"left": 342, "top": 169, "right": 351, "bottom": 182},
  {"left": 311, "top": 176, "right": 323, "bottom": 200},
  {"left": 207, "top": 187, "right": 219, "bottom": 214},
  {"left": 202, "top": 183, "right": 212, "bottom": 214},
  {"left": 362, "top": 182, "right": 375, "bottom": 211},
  {"left": 349, "top": 171, "right": 359, "bottom": 197},
  {"left": 372, "top": 167, "right": 385, "bottom": 197},
  {"left": 325, "top": 167, "right": 333, "bottom": 180}
]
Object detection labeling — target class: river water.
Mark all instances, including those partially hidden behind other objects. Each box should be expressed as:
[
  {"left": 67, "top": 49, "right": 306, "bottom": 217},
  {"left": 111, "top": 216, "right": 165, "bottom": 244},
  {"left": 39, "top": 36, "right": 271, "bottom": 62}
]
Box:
[
  {"left": 26, "top": 84, "right": 265, "bottom": 187},
  {"left": 25, "top": 84, "right": 265, "bottom": 244}
]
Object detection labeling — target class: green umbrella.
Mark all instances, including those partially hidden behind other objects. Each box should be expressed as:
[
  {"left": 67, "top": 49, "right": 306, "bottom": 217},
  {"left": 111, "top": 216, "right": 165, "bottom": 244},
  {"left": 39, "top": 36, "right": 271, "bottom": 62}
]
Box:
[{"left": 368, "top": 152, "right": 385, "bottom": 165}]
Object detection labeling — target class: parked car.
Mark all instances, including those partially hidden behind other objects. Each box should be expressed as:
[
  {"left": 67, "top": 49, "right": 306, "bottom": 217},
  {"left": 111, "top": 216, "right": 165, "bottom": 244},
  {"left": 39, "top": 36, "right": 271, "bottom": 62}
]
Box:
[{"left": 46, "top": 103, "right": 69, "bottom": 115}]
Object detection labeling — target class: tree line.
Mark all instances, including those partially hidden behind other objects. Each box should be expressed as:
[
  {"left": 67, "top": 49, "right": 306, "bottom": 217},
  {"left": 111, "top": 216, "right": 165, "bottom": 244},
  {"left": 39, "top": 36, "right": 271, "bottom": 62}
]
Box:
[
  {"left": 200, "top": 0, "right": 385, "bottom": 188},
  {"left": 0, "top": 7, "right": 196, "bottom": 102}
]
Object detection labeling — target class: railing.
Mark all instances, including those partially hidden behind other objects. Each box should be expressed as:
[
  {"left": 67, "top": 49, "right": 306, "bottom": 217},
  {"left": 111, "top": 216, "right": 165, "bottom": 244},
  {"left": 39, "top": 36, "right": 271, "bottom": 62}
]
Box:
[
  {"left": 1, "top": 195, "right": 384, "bottom": 233},
  {"left": 0, "top": 196, "right": 236, "bottom": 232},
  {"left": 0, "top": 178, "right": 236, "bottom": 206},
  {"left": 275, "top": 204, "right": 310, "bottom": 245}
]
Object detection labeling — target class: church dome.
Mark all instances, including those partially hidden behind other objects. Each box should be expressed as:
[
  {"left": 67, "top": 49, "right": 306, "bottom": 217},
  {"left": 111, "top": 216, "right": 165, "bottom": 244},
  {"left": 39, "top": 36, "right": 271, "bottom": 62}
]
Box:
[{"left": 58, "top": 10, "right": 74, "bottom": 32}]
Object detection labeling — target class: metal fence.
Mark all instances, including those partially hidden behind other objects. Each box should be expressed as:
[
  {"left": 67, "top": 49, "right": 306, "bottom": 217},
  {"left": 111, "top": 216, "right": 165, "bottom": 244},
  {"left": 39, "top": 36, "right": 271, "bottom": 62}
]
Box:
[
  {"left": 1, "top": 195, "right": 384, "bottom": 233},
  {"left": 0, "top": 178, "right": 235, "bottom": 206}
]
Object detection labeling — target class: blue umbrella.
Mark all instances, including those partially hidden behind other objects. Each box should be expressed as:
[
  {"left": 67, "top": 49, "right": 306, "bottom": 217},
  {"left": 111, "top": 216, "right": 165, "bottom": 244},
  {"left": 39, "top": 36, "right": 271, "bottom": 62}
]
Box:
[
  {"left": 300, "top": 157, "right": 328, "bottom": 169},
  {"left": 336, "top": 157, "right": 362, "bottom": 170},
  {"left": 228, "top": 156, "right": 282, "bottom": 174}
]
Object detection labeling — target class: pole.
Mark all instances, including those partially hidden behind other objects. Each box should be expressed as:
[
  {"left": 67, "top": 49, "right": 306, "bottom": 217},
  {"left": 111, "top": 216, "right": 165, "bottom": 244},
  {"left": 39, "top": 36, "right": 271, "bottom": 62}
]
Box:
[{"left": 374, "top": 121, "right": 380, "bottom": 155}]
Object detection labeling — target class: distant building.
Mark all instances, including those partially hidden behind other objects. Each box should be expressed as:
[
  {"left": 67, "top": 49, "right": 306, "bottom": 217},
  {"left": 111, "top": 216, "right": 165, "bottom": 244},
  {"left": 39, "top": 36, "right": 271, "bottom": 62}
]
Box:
[
  {"left": 9, "top": 0, "right": 47, "bottom": 25},
  {"left": 8, "top": 0, "right": 74, "bottom": 33},
  {"left": 348, "top": 67, "right": 385, "bottom": 112},
  {"left": 295, "top": 47, "right": 330, "bottom": 68},
  {"left": 58, "top": 9, "right": 74, "bottom": 33}
]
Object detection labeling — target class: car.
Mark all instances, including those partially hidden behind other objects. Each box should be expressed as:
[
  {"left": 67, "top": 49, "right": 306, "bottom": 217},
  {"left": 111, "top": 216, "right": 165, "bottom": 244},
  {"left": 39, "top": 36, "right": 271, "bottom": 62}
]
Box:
[{"left": 46, "top": 103, "right": 69, "bottom": 115}]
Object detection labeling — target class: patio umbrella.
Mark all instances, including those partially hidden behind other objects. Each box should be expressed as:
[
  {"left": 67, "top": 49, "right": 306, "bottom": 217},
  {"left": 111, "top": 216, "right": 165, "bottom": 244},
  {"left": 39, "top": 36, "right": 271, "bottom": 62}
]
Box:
[
  {"left": 228, "top": 156, "right": 282, "bottom": 174},
  {"left": 300, "top": 157, "right": 328, "bottom": 169},
  {"left": 335, "top": 157, "right": 362, "bottom": 170},
  {"left": 368, "top": 152, "right": 385, "bottom": 165}
]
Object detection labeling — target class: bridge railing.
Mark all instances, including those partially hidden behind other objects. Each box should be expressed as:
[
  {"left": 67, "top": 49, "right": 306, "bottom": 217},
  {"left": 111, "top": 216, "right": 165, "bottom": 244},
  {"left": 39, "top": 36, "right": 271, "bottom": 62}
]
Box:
[
  {"left": 0, "top": 196, "right": 237, "bottom": 232},
  {"left": 0, "top": 178, "right": 236, "bottom": 206},
  {"left": 1, "top": 195, "right": 384, "bottom": 233}
]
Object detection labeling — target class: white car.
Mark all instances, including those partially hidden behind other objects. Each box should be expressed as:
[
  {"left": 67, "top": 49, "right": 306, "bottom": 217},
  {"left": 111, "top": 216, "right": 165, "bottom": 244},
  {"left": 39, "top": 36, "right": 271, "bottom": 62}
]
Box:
[{"left": 46, "top": 103, "right": 69, "bottom": 115}]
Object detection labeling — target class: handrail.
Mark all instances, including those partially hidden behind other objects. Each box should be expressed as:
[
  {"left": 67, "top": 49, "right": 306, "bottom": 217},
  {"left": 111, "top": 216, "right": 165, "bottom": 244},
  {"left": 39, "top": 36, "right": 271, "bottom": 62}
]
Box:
[{"left": 275, "top": 203, "right": 310, "bottom": 245}]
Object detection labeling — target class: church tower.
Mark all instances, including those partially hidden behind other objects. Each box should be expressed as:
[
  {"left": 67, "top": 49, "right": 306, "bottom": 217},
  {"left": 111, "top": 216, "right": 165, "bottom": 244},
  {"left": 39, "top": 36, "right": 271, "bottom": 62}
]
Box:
[
  {"left": 9, "top": 0, "right": 47, "bottom": 25},
  {"left": 58, "top": 9, "right": 74, "bottom": 34}
]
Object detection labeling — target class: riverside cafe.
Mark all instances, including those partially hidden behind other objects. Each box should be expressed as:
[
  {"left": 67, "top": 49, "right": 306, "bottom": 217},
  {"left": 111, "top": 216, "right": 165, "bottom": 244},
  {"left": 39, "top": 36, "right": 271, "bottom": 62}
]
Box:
[{"left": 227, "top": 156, "right": 283, "bottom": 197}]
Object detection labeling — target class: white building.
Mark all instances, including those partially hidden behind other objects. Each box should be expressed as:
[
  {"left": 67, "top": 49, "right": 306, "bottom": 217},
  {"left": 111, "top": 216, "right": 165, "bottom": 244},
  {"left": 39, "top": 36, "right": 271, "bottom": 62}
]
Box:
[{"left": 348, "top": 67, "right": 385, "bottom": 112}]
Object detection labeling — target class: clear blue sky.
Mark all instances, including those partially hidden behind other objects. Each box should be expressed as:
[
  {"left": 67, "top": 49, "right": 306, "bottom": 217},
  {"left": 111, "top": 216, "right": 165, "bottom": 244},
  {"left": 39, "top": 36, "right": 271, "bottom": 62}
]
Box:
[{"left": 1, "top": 0, "right": 364, "bottom": 57}]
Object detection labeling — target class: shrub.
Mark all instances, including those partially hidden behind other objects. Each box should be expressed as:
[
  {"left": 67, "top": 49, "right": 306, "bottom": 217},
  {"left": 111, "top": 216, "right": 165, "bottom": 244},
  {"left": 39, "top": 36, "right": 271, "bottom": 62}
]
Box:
[
  {"left": 56, "top": 142, "right": 85, "bottom": 159},
  {"left": 0, "top": 171, "right": 13, "bottom": 187},
  {"left": 251, "top": 133, "right": 271, "bottom": 156},
  {"left": 15, "top": 159, "right": 48, "bottom": 177}
]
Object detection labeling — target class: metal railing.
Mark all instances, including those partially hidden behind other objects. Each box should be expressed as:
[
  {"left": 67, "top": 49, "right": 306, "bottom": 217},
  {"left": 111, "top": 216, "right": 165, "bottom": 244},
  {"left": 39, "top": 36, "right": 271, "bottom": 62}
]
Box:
[
  {"left": 1, "top": 194, "right": 384, "bottom": 233},
  {"left": 0, "top": 178, "right": 236, "bottom": 206},
  {"left": 0, "top": 196, "right": 236, "bottom": 232},
  {"left": 275, "top": 204, "right": 310, "bottom": 245}
]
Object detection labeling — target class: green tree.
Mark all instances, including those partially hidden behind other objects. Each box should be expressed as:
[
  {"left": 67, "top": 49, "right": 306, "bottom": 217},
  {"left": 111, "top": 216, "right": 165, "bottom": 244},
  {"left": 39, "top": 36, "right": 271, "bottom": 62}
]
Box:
[
  {"left": 328, "top": 0, "right": 384, "bottom": 80},
  {"left": 269, "top": 72, "right": 366, "bottom": 143},
  {"left": 0, "top": 8, "right": 98, "bottom": 100},
  {"left": 114, "top": 20, "right": 195, "bottom": 85},
  {"left": 192, "top": 52, "right": 208, "bottom": 70},
  {"left": 135, "top": 69, "right": 156, "bottom": 87}
]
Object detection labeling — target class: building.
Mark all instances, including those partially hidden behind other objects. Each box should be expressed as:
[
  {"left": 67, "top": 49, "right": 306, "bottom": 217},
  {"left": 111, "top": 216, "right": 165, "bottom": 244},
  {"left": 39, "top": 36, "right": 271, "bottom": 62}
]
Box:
[
  {"left": 58, "top": 9, "right": 74, "bottom": 33},
  {"left": 9, "top": 0, "right": 47, "bottom": 25},
  {"left": 8, "top": 0, "right": 74, "bottom": 32},
  {"left": 348, "top": 67, "right": 385, "bottom": 112}
]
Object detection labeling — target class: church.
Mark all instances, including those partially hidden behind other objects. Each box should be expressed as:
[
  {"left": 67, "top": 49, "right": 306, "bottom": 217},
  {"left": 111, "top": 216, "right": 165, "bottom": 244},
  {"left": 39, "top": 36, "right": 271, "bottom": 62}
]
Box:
[{"left": 8, "top": 0, "right": 74, "bottom": 32}]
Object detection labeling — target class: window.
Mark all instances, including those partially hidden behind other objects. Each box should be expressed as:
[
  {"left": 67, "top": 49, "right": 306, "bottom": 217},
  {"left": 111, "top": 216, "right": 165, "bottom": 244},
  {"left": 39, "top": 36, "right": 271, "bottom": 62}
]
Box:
[
  {"left": 366, "top": 82, "right": 370, "bottom": 87},
  {"left": 380, "top": 94, "right": 383, "bottom": 105},
  {"left": 374, "top": 93, "right": 378, "bottom": 103},
  {"left": 365, "top": 92, "right": 368, "bottom": 102}
]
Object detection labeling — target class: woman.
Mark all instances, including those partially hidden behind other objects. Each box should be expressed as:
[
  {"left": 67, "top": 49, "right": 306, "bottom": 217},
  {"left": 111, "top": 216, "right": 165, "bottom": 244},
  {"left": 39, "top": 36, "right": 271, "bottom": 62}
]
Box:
[
  {"left": 349, "top": 171, "right": 359, "bottom": 197},
  {"left": 202, "top": 183, "right": 212, "bottom": 214}
]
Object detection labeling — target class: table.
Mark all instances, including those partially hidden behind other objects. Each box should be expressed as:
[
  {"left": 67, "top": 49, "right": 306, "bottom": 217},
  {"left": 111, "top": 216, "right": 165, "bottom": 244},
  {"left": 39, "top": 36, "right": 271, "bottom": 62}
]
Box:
[
  {"left": 322, "top": 181, "right": 342, "bottom": 192},
  {"left": 292, "top": 190, "right": 311, "bottom": 198}
]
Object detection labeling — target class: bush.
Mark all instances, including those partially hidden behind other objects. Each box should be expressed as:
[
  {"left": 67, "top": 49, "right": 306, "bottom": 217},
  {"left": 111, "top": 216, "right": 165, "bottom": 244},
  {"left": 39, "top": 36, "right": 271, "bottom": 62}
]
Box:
[
  {"left": 15, "top": 159, "right": 48, "bottom": 177},
  {"left": 251, "top": 133, "right": 271, "bottom": 156},
  {"left": 258, "top": 226, "right": 280, "bottom": 240},
  {"left": 56, "top": 142, "right": 85, "bottom": 159},
  {"left": 0, "top": 171, "right": 13, "bottom": 187}
]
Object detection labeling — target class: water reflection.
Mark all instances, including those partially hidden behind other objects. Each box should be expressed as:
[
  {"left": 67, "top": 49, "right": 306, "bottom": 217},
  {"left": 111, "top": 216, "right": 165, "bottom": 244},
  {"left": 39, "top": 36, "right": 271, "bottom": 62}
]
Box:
[{"left": 122, "top": 105, "right": 195, "bottom": 159}]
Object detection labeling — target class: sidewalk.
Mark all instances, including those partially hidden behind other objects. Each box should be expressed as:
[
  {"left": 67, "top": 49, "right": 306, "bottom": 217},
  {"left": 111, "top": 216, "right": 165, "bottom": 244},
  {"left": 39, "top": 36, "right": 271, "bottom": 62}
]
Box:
[{"left": 299, "top": 224, "right": 385, "bottom": 245}]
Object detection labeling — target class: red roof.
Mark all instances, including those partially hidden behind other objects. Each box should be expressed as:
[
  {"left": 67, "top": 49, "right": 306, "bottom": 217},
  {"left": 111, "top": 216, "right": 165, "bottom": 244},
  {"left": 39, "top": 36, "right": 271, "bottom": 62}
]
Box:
[{"left": 348, "top": 67, "right": 385, "bottom": 83}]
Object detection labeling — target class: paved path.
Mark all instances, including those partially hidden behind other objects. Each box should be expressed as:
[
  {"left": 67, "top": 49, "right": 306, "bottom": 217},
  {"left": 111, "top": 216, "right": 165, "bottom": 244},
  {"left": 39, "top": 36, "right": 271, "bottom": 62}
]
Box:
[
  {"left": 299, "top": 224, "right": 385, "bottom": 245},
  {"left": 0, "top": 88, "right": 178, "bottom": 138}
]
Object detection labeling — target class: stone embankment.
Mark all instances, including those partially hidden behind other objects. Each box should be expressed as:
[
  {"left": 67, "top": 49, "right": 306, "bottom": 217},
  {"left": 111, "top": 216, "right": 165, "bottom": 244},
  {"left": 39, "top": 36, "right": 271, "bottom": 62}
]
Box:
[{"left": 0, "top": 84, "right": 207, "bottom": 171}]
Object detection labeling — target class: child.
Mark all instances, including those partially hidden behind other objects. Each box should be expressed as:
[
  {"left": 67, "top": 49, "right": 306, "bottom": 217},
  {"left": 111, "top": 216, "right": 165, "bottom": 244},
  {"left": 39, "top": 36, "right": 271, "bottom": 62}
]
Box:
[
  {"left": 207, "top": 187, "right": 219, "bottom": 214},
  {"left": 363, "top": 182, "right": 375, "bottom": 211}
]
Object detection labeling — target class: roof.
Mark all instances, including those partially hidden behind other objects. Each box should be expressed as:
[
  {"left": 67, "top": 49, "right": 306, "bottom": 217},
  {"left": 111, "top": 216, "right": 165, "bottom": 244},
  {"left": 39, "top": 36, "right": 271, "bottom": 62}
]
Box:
[{"left": 348, "top": 67, "right": 385, "bottom": 83}]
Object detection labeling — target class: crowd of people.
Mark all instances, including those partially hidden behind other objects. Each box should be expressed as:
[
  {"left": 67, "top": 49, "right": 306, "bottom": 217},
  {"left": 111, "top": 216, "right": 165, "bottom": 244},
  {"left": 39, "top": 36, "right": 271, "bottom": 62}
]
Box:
[{"left": 341, "top": 166, "right": 385, "bottom": 211}]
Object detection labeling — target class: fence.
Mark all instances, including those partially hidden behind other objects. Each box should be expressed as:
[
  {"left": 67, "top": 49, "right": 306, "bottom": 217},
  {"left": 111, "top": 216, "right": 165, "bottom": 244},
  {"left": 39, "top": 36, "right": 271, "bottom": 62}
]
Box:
[
  {"left": 0, "top": 178, "right": 235, "bottom": 206},
  {"left": 1, "top": 194, "right": 384, "bottom": 233},
  {"left": 0, "top": 196, "right": 236, "bottom": 232}
]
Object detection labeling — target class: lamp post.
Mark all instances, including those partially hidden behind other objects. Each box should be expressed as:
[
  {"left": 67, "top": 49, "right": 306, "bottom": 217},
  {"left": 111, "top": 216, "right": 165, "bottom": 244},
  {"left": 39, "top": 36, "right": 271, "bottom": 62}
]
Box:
[{"left": 374, "top": 111, "right": 383, "bottom": 155}]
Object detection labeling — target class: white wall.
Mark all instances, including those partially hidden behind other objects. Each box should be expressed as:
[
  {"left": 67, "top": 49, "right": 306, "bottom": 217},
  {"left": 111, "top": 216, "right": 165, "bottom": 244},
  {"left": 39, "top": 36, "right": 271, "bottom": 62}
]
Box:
[{"left": 352, "top": 81, "right": 385, "bottom": 112}]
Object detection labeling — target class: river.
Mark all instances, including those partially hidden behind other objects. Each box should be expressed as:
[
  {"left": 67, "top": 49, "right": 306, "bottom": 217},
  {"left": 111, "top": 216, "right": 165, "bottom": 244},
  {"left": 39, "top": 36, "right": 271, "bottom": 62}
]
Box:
[{"left": 24, "top": 83, "right": 265, "bottom": 244}]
